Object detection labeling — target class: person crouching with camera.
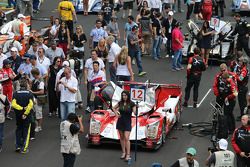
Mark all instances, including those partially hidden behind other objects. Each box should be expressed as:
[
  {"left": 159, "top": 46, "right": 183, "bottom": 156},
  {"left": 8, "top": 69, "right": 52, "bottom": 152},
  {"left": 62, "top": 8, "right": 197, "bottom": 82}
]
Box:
[
  {"left": 205, "top": 139, "right": 235, "bottom": 167},
  {"left": 232, "top": 115, "right": 250, "bottom": 167},
  {"left": 60, "top": 113, "right": 83, "bottom": 167}
]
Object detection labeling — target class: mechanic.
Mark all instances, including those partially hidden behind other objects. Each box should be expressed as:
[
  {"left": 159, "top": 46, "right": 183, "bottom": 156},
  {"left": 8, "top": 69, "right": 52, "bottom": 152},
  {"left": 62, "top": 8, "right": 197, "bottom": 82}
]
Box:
[
  {"left": 12, "top": 78, "right": 34, "bottom": 154},
  {"left": 214, "top": 0, "right": 225, "bottom": 18},
  {"left": 11, "top": 14, "right": 26, "bottom": 41},
  {"left": 230, "top": 51, "right": 243, "bottom": 73},
  {"left": 183, "top": 47, "right": 206, "bottom": 108},
  {"left": 170, "top": 147, "right": 199, "bottom": 167},
  {"left": 205, "top": 138, "right": 235, "bottom": 167},
  {"left": 232, "top": 115, "right": 250, "bottom": 167},
  {"left": 235, "top": 56, "right": 249, "bottom": 121},
  {"left": 60, "top": 113, "right": 83, "bottom": 167},
  {"left": 213, "top": 63, "right": 238, "bottom": 134},
  {"left": 230, "top": 13, "right": 250, "bottom": 58},
  {"left": 57, "top": 0, "right": 78, "bottom": 36}
]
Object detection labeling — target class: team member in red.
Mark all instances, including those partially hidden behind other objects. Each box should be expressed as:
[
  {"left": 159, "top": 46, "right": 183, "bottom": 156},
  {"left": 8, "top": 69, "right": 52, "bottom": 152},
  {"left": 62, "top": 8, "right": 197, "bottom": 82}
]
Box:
[
  {"left": 213, "top": 63, "right": 238, "bottom": 133},
  {"left": 183, "top": 48, "right": 206, "bottom": 108},
  {"left": 235, "top": 57, "right": 249, "bottom": 120},
  {"left": 0, "top": 59, "right": 16, "bottom": 102},
  {"left": 231, "top": 115, "right": 250, "bottom": 167},
  {"left": 201, "top": 0, "right": 215, "bottom": 21}
]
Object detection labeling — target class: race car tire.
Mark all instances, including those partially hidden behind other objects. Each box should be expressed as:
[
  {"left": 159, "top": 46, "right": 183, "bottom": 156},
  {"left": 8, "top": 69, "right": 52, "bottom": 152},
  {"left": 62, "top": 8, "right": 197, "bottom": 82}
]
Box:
[{"left": 161, "top": 121, "right": 166, "bottom": 145}]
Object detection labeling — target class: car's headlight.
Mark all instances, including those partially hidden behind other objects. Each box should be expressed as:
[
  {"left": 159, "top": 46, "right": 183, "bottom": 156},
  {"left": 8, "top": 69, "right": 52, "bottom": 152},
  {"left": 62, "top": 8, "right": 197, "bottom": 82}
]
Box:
[
  {"left": 146, "top": 121, "right": 160, "bottom": 139},
  {"left": 90, "top": 119, "right": 101, "bottom": 135}
]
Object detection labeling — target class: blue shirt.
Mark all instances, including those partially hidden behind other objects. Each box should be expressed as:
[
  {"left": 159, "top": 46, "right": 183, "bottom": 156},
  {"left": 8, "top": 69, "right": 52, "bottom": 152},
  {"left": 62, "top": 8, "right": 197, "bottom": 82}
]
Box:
[
  {"left": 124, "top": 22, "right": 137, "bottom": 37},
  {"left": 17, "top": 63, "right": 32, "bottom": 75},
  {"left": 30, "top": 64, "right": 47, "bottom": 80},
  {"left": 90, "top": 27, "right": 108, "bottom": 42}
]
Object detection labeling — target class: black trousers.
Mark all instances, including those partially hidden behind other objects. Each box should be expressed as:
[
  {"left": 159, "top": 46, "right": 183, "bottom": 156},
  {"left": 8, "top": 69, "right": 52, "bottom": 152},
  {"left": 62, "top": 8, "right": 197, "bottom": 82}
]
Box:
[
  {"left": 87, "top": 82, "right": 92, "bottom": 107},
  {"left": 166, "top": 35, "right": 172, "bottom": 55},
  {"left": 215, "top": 1, "right": 224, "bottom": 17},
  {"left": 238, "top": 86, "right": 248, "bottom": 116},
  {"left": 236, "top": 154, "right": 250, "bottom": 167},
  {"left": 216, "top": 96, "right": 236, "bottom": 132},
  {"left": 184, "top": 76, "right": 201, "bottom": 103},
  {"left": 62, "top": 153, "right": 76, "bottom": 167},
  {"left": 65, "top": 20, "right": 74, "bottom": 37},
  {"left": 186, "top": 3, "right": 194, "bottom": 20},
  {"left": 237, "top": 37, "right": 250, "bottom": 58}
]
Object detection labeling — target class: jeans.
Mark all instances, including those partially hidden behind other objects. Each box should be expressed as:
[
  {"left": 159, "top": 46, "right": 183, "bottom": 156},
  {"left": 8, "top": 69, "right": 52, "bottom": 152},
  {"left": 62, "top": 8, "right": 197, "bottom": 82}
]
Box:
[
  {"left": 129, "top": 50, "right": 143, "bottom": 73},
  {"left": 109, "top": 62, "right": 117, "bottom": 83},
  {"left": 116, "top": 75, "right": 131, "bottom": 82},
  {"left": 152, "top": 36, "right": 162, "bottom": 59},
  {"left": 33, "top": 0, "right": 40, "bottom": 10},
  {"left": 62, "top": 153, "right": 76, "bottom": 167},
  {"left": 60, "top": 102, "right": 76, "bottom": 121},
  {"left": 0, "top": 123, "right": 4, "bottom": 146},
  {"left": 172, "top": 49, "right": 183, "bottom": 69}
]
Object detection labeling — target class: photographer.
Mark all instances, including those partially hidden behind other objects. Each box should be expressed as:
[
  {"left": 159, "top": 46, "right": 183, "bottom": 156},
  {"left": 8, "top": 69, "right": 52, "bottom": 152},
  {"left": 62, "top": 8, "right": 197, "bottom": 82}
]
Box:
[
  {"left": 232, "top": 115, "right": 250, "bottom": 167},
  {"left": 205, "top": 139, "right": 235, "bottom": 167},
  {"left": 60, "top": 113, "right": 84, "bottom": 167}
]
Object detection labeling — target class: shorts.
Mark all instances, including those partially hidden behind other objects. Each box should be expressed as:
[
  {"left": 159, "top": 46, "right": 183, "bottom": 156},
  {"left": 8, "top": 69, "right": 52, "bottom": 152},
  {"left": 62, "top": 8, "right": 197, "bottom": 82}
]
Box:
[
  {"left": 34, "top": 104, "right": 43, "bottom": 120},
  {"left": 142, "top": 32, "right": 152, "bottom": 44},
  {"left": 194, "top": 2, "right": 201, "bottom": 14},
  {"left": 123, "top": 1, "right": 133, "bottom": 10}
]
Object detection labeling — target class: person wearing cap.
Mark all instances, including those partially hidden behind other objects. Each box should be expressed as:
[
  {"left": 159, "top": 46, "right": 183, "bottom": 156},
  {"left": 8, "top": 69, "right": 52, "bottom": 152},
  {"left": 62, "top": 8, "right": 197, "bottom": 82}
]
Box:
[
  {"left": 0, "top": 45, "right": 7, "bottom": 69},
  {"left": 89, "top": 20, "right": 108, "bottom": 49},
  {"left": 8, "top": 47, "right": 22, "bottom": 75},
  {"left": 151, "top": 12, "right": 163, "bottom": 61},
  {"left": 0, "top": 84, "right": 10, "bottom": 152},
  {"left": 230, "top": 13, "right": 250, "bottom": 58},
  {"left": 127, "top": 25, "right": 147, "bottom": 77},
  {"left": 107, "top": 16, "right": 120, "bottom": 43},
  {"left": 232, "top": 115, "right": 250, "bottom": 167},
  {"left": 171, "top": 22, "right": 184, "bottom": 71},
  {"left": 10, "top": 14, "right": 27, "bottom": 41},
  {"left": 162, "top": 10, "right": 177, "bottom": 58},
  {"left": 234, "top": 56, "right": 249, "bottom": 120},
  {"left": 17, "top": 53, "right": 32, "bottom": 78},
  {"left": 45, "top": 41, "right": 65, "bottom": 64},
  {"left": 206, "top": 139, "right": 235, "bottom": 167},
  {"left": 57, "top": 67, "right": 78, "bottom": 121},
  {"left": 57, "top": 0, "right": 78, "bottom": 36},
  {"left": 60, "top": 113, "right": 83, "bottom": 167},
  {"left": 12, "top": 78, "right": 34, "bottom": 154},
  {"left": 170, "top": 147, "right": 199, "bottom": 167},
  {"left": 101, "top": 0, "right": 114, "bottom": 24}
]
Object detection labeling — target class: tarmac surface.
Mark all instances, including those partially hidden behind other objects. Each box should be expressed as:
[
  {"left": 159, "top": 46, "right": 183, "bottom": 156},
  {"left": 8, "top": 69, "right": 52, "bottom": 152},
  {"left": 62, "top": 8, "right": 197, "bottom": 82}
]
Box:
[{"left": 0, "top": 1, "right": 249, "bottom": 167}]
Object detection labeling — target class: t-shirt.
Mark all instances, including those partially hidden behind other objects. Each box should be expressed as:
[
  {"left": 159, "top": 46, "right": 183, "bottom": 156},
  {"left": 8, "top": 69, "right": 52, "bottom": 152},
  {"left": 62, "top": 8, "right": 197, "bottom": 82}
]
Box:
[
  {"left": 127, "top": 32, "right": 140, "bottom": 52},
  {"left": 30, "top": 64, "right": 47, "bottom": 80},
  {"left": 45, "top": 47, "right": 65, "bottom": 63},
  {"left": 17, "top": 63, "right": 32, "bottom": 75},
  {"left": 172, "top": 27, "right": 184, "bottom": 51},
  {"left": 101, "top": 4, "right": 114, "bottom": 23},
  {"left": 140, "top": 16, "right": 152, "bottom": 32},
  {"left": 152, "top": 18, "right": 162, "bottom": 36},
  {"left": 90, "top": 27, "right": 108, "bottom": 42},
  {"left": 89, "top": 70, "right": 106, "bottom": 86},
  {"left": 59, "top": 76, "right": 78, "bottom": 102},
  {"left": 58, "top": 1, "right": 75, "bottom": 21},
  {"left": 85, "top": 58, "right": 105, "bottom": 81},
  {"left": 107, "top": 22, "right": 119, "bottom": 36},
  {"left": 124, "top": 22, "right": 137, "bottom": 37}
]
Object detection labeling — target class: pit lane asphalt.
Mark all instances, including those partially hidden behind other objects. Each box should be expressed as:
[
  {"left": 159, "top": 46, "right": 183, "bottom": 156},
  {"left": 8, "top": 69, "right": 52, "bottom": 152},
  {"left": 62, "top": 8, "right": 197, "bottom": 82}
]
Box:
[{"left": 0, "top": 1, "right": 249, "bottom": 167}]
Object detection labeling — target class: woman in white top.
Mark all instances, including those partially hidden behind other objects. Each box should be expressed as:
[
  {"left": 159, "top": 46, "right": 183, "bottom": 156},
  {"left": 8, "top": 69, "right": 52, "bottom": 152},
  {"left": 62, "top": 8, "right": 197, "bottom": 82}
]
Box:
[{"left": 113, "top": 46, "right": 134, "bottom": 82}]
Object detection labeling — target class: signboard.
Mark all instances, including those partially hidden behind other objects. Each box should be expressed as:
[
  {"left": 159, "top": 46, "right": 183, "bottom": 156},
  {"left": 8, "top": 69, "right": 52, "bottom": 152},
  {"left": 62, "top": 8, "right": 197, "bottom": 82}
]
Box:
[
  {"left": 210, "top": 17, "right": 220, "bottom": 28},
  {"left": 130, "top": 84, "right": 146, "bottom": 102}
]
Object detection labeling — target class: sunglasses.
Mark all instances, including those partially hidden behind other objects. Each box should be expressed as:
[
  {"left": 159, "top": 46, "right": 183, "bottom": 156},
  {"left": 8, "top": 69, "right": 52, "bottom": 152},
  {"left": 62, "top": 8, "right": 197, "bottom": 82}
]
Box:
[
  {"left": 221, "top": 69, "right": 226, "bottom": 72},
  {"left": 57, "top": 60, "right": 61, "bottom": 63}
]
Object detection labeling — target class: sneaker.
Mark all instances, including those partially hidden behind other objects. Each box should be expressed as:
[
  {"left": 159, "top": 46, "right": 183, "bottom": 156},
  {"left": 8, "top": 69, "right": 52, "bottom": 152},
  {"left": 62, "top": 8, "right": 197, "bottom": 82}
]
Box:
[
  {"left": 20, "top": 149, "right": 29, "bottom": 154},
  {"left": 30, "top": 137, "right": 36, "bottom": 141},
  {"left": 165, "top": 54, "right": 169, "bottom": 58},
  {"left": 48, "top": 113, "right": 52, "bottom": 117},
  {"left": 6, "top": 115, "right": 13, "bottom": 120},
  {"left": 138, "top": 71, "right": 147, "bottom": 76},
  {"left": 183, "top": 102, "right": 188, "bottom": 107},
  {"left": 179, "top": 67, "right": 184, "bottom": 70},
  {"left": 35, "top": 127, "right": 42, "bottom": 132},
  {"left": 171, "top": 68, "right": 177, "bottom": 72},
  {"left": 85, "top": 106, "right": 91, "bottom": 113},
  {"left": 15, "top": 147, "right": 21, "bottom": 152},
  {"left": 153, "top": 57, "right": 159, "bottom": 61},
  {"left": 193, "top": 103, "right": 197, "bottom": 108}
]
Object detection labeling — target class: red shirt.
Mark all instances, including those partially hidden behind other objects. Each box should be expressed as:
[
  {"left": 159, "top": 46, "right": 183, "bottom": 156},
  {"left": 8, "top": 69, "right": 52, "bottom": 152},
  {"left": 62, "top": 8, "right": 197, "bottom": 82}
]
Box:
[
  {"left": 0, "top": 68, "right": 14, "bottom": 86},
  {"left": 172, "top": 27, "right": 183, "bottom": 51}
]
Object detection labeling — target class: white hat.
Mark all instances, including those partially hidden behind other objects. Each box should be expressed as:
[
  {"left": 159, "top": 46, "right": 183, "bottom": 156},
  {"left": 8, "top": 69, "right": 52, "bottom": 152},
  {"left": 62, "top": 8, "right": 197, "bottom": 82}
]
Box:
[
  {"left": 218, "top": 139, "right": 228, "bottom": 150},
  {"left": 62, "top": 61, "right": 70, "bottom": 67},
  {"left": 17, "top": 14, "right": 25, "bottom": 19},
  {"left": 168, "top": 11, "right": 174, "bottom": 16},
  {"left": 10, "top": 47, "right": 18, "bottom": 52}
]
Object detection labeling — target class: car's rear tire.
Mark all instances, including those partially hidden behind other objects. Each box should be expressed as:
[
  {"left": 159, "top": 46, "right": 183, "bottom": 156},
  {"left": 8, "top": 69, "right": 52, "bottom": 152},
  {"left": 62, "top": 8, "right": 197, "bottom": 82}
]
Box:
[{"left": 161, "top": 121, "right": 166, "bottom": 145}]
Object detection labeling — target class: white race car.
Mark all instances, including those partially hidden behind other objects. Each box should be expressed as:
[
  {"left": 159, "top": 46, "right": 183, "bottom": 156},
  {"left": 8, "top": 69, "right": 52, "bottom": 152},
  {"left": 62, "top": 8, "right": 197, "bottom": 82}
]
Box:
[{"left": 87, "top": 81, "right": 182, "bottom": 150}]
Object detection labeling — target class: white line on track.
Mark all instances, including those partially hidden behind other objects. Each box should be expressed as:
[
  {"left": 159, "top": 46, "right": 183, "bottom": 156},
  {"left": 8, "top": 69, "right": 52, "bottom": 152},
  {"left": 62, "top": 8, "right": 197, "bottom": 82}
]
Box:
[{"left": 187, "top": 88, "right": 212, "bottom": 108}]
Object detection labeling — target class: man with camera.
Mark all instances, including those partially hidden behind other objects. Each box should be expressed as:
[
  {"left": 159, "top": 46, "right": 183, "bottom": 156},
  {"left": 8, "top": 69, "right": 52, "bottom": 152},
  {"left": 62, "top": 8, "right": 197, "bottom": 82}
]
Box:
[
  {"left": 60, "top": 113, "right": 83, "bottom": 167},
  {"left": 206, "top": 139, "right": 235, "bottom": 167},
  {"left": 232, "top": 115, "right": 250, "bottom": 167}
]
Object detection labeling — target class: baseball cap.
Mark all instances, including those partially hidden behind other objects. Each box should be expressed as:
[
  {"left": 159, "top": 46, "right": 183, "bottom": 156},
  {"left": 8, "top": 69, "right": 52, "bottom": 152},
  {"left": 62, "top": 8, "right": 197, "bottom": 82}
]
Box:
[
  {"left": 218, "top": 139, "right": 228, "bottom": 150},
  {"left": 23, "top": 53, "right": 31, "bottom": 59},
  {"left": 168, "top": 11, "right": 174, "bottom": 16},
  {"left": 10, "top": 47, "right": 18, "bottom": 52},
  {"left": 29, "top": 55, "right": 37, "bottom": 60},
  {"left": 62, "top": 61, "right": 70, "bottom": 67},
  {"left": 17, "top": 13, "right": 25, "bottom": 19},
  {"left": 3, "top": 59, "right": 12, "bottom": 65},
  {"left": 132, "top": 25, "right": 139, "bottom": 31},
  {"left": 186, "top": 147, "right": 197, "bottom": 156}
]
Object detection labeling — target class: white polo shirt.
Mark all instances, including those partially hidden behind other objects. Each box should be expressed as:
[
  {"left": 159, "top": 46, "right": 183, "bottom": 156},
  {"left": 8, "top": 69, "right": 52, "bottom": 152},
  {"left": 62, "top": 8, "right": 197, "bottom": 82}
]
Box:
[
  {"left": 59, "top": 76, "right": 78, "bottom": 103},
  {"left": 108, "top": 42, "right": 121, "bottom": 63},
  {"left": 85, "top": 57, "right": 105, "bottom": 81},
  {"left": 37, "top": 56, "right": 51, "bottom": 70}
]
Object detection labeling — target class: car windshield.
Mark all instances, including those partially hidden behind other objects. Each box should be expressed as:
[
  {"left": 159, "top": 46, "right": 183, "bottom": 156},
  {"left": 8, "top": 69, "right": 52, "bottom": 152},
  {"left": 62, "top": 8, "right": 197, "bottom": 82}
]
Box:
[{"left": 100, "top": 83, "right": 115, "bottom": 102}]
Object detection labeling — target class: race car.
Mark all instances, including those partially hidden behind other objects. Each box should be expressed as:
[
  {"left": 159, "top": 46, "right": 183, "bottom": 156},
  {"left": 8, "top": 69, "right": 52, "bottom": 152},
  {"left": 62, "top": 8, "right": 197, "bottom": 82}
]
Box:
[
  {"left": 231, "top": 0, "right": 250, "bottom": 12},
  {"left": 183, "top": 19, "right": 235, "bottom": 62},
  {"left": 87, "top": 81, "right": 182, "bottom": 150}
]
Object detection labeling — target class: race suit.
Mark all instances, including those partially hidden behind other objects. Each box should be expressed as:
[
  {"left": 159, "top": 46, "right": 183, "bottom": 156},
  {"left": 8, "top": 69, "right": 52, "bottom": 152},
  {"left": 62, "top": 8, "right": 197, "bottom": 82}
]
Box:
[{"left": 0, "top": 68, "right": 15, "bottom": 102}]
